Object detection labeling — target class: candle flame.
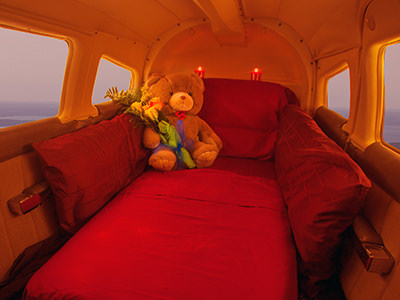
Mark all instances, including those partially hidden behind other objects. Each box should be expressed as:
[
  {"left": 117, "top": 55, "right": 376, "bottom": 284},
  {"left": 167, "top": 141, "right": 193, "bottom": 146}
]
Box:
[{"left": 197, "top": 66, "right": 203, "bottom": 71}]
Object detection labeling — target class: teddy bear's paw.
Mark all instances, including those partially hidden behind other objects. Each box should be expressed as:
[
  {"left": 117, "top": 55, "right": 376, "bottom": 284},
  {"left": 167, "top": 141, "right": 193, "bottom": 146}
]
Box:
[
  {"left": 195, "top": 151, "right": 218, "bottom": 168},
  {"left": 143, "top": 129, "right": 161, "bottom": 149},
  {"left": 149, "top": 150, "right": 176, "bottom": 171}
]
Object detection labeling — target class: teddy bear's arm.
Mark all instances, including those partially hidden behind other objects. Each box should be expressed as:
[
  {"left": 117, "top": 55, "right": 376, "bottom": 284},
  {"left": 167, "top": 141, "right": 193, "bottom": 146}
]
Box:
[
  {"left": 143, "top": 126, "right": 161, "bottom": 149},
  {"left": 197, "top": 117, "right": 223, "bottom": 150}
]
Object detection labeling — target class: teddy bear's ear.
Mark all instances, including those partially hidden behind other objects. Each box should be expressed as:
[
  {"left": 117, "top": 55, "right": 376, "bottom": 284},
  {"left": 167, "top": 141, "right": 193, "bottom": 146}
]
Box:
[
  {"left": 191, "top": 73, "right": 205, "bottom": 92},
  {"left": 145, "top": 73, "right": 164, "bottom": 88}
]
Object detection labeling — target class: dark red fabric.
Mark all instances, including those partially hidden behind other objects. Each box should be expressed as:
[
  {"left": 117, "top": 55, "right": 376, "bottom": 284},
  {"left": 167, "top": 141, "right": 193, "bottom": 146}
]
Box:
[
  {"left": 24, "top": 165, "right": 297, "bottom": 300},
  {"left": 274, "top": 104, "right": 371, "bottom": 284},
  {"left": 33, "top": 114, "right": 149, "bottom": 234},
  {"left": 210, "top": 156, "right": 277, "bottom": 179},
  {"left": 199, "top": 78, "right": 292, "bottom": 160}
]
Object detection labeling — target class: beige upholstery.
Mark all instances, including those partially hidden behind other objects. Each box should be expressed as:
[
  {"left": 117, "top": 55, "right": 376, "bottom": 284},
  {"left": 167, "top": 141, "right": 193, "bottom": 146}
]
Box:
[
  {"left": 314, "top": 106, "right": 349, "bottom": 149},
  {"left": 0, "top": 102, "right": 120, "bottom": 281},
  {"left": 315, "top": 107, "right": 400, "bottom": 300}
]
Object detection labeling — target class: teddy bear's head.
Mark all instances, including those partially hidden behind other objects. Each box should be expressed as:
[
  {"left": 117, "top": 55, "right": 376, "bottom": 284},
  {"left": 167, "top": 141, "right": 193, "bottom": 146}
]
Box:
[{"left": 145, "top": 73, "right": 205, "bottom": 116}]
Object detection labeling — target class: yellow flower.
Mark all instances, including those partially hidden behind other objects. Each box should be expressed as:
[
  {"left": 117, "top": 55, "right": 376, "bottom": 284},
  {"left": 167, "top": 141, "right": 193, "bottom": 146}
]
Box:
[
  {"left": 144, "top": 106, "right": 159, "bottom": 121},
  {"left": 131, "top": 102, "right": 143, "bottom": 113}
]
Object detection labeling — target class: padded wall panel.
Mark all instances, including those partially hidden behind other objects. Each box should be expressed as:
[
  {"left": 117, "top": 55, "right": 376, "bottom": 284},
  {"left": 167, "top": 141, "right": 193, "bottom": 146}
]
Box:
[
  {"left": 150, "top": 23, "right": 307, "bottom": 95},
  {"left": 0, "top": 155, "right": 34, "bottom": 281},
  {"left": 343, "top": 264, "right": 387, "bottom": 300},
  {"left": 381, "top": 201, "right": 400, "bottom": 260},
  {"left": 340, "top": 142, "right": 400, "bottom": 299},
  {"left": 361, "top": 184, "right": 392, "bottom": 234},
  {"left": 0, "top": 104, "right": 120, "bottom": 281},
  {"left": 0, "top": 209, "right": 13, "bottom": 282},
  {"left": 342, "top": 196, "right": 400, "bottom": 300},
  {"left": 314, "top": 106, "right": 349, "bottom": 149},
  {"left": 340, "top": 250, "right": 365, "bottom": 298},
  {"left": 0, "top": 103, "right": 120, "bottom": 163},
  {"left": 381, "top": 262, "right": 400, "bottom": 299}
]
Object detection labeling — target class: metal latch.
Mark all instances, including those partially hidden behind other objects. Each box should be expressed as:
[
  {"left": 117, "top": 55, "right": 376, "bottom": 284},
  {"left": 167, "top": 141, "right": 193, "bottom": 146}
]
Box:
[
  {"left": 350, "top": 215, "right": 394, "bottom": 274},
  {"left": 8, "top": 181, "right": 50, "bottom": 215}
]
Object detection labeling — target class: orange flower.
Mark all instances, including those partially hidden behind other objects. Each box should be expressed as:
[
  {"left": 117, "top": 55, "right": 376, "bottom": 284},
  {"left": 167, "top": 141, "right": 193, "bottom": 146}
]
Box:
[{"left": 148, "top": 97, "right": 163, "bottom": 110}]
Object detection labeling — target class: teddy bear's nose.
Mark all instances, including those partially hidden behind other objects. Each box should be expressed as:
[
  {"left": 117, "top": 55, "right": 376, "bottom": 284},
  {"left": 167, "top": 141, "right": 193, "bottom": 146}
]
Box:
[{"left": 180, "top": 95, "right": 186, "bottom": 100}]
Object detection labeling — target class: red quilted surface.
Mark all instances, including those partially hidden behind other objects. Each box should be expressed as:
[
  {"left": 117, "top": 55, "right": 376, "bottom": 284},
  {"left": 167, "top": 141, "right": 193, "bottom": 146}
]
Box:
[
  {"left": 200, "top": 78, "right": 293, "bottom": 160},
  {"left": 275, "top": 104, "right": 371, "bottom": 284},
  {"left": 33, "top": 114, "right": 149, "bottom": 233},
  {"left": 25, "top": 166, "right": 297, "bottom": 300}
]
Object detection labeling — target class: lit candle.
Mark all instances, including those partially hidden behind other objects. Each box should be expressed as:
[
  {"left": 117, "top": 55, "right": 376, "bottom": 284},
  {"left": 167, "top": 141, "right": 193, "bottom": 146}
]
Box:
[
  {"left": 194, "top": 66, "right": 205, "bottom": 78},
  {"left": 251, "top": 67, "right": 262, "bottom": 81}
]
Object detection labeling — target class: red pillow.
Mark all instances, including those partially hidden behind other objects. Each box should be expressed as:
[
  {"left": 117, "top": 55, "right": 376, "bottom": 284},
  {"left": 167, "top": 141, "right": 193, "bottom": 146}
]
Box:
[
  {"left": 33, "top": 114, "right": 149, "bottom": 234},
  {"left": 274, "top": 105, "right": 370, "bottom": 285},
  {"left": 199, "top": 78, "right": 295, "bottom": 160}
]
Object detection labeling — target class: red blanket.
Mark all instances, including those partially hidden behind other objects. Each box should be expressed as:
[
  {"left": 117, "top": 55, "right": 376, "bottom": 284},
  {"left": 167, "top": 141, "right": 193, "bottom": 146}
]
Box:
[{"left": 24, "top": 159, "right": 297, "bottom": 299}]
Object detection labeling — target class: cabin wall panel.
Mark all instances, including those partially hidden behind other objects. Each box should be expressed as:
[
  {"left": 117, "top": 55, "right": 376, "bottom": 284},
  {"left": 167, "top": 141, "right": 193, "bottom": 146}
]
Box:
[
  {"left": 0, "top": 156, "right": 38, "bottom": 280},
  {"left": 340, "top": 250, "right": 365, "bottom": 298},
  {"left": 361, "top": 184, "right": 392, "bottom": 234},
  {"left": 307, "top": 1, "right": 363, "bottom": 59},
  {"left": 349, "top": 192, "right": 400, "bottom": 300},
  {"left": 149, "top": 23, "right": 309, "bottom": 105},
  {"left": 0, "top": 153, "right": 61, "bottom": 281},
  {"left": 339, "top": 144, "right": 400, "bottom": 299},
  {"left": 381, "top": 201, "right": 400, "bottom": 260},
  {"left": 314, "top": 48, "right": 360, "bottom": 132},
  {"left": 0, "top": 104, "right": 120, "bottom": 281},
  {"left": 345, "top": 269, "right": 387, "bottom": 300},
  {"left": 381, "top": 261, "right": 400, "bottom": 299},
  {"left": 341, "top": 203, "right": 393, "bottom": 299},
  {"left": 351, "top": 0, "right": 400, "bottom": 149},
  {"left": 0, "top": 209, "right": 13, "bottom": 282},
  {"left": 91, "top": 31, "right": 148, "bottom": 88}
]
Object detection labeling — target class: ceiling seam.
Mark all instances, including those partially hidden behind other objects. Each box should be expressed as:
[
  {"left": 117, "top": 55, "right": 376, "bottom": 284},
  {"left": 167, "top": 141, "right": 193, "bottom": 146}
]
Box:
[
  {"left": 73, "top": 0, "right": 149, "bottom": 43},
  {"left": 155, "top": 0, "right": 182, "bottom": 22},
  {"left": 277, "top": 0, "right": 282, "bottom": 20}
]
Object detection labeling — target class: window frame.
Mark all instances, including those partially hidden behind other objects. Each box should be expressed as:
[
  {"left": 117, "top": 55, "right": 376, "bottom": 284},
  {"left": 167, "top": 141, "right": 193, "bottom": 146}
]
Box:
[
  {"left": 0, "top": 26, "right": 69, "bottom": 128},
  {"left": 91, "top": 56, "right": 134, "bottom": 105},
  {"left": 380, "top": 41, "right": 400, "bottom": 153},
  {"left": 326, "top": 64, "right": 351, "bottom": 119}
]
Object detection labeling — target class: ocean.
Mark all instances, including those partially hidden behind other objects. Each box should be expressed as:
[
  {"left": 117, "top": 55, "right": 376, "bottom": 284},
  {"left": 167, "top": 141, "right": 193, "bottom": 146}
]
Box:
[
  {"left": 1, "top": 101, "right": 399, "bottom": 149},
  {"left": 0, "top": 101, "right": 59, "bottom": 128},
  {"left": 333, "top": 107, "right": 400, "bottom": 149}
]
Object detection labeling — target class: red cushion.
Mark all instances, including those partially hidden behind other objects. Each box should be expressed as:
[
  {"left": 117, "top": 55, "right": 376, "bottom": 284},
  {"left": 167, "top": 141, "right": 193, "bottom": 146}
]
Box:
[
  {"left": 199, "top": 78, "right": 295, "bottom": 159},
  {"left": 33, "top": 114, "right": 149, "bottom": 234},
  {"left": 274, "top": 105, "right": 371, "bottom": 284}
]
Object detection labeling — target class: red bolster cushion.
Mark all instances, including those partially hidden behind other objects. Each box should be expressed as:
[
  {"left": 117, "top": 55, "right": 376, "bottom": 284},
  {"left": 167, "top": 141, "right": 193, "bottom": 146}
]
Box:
[
  {"left": 199, "top": 78, "right": 295, "bottom": 160},
  {"left": 274, "top": 104, "right": 371, "bottom": 285},
  {"left": 33, "top": 114, "right": 149, "bottom": 234}
]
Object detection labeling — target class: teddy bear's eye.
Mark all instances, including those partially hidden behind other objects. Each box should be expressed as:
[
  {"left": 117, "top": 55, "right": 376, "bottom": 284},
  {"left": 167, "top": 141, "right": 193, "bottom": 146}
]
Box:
[
  {"left": 188, "top": 92, "right": 193, "bottom": 96},
  {"left": 170, "top": 92, "right": 173, "bottom": 96}
]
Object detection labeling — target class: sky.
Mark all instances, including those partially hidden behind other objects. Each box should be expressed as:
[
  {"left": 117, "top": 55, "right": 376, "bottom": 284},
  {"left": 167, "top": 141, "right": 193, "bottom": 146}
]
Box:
[
  {"left": 1, "top": 27, "right": 400, "bottom": 110},
  {"left": 0, "top": 28, "right": 131, "bottom": 105}
]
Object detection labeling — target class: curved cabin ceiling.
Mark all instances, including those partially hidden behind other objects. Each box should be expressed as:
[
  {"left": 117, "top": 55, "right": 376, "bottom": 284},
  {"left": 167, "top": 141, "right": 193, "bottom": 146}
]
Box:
[{"left": 0, "top": 0, "right": 370, "bottom": 58}]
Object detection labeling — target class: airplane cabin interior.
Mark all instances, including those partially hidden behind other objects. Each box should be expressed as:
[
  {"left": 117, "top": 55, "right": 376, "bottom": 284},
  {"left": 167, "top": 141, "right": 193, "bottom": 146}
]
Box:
[{"left": 0, "top": 0, "right": 400, "bottom": 299}]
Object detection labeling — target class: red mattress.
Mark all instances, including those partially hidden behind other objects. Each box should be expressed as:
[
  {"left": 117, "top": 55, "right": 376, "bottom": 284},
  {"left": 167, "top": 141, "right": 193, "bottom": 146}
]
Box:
[{"left": 24, "top": 158, "right": 297, "bottom": 299}]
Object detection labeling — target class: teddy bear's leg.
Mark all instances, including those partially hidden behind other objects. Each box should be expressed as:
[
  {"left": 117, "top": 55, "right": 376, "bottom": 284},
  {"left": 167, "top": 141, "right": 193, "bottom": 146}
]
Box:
[
  {"left": 149, "top": 148, "right": 177, "bottom": 171},
  {"left": 191, "top": 142, "right": 219, "bottom": 168}
]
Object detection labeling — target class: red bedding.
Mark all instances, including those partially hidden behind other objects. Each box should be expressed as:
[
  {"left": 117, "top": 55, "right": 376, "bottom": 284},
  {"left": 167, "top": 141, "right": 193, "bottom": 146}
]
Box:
[{"left": 24, "top": 158, "right": 297, "bottom": 300}]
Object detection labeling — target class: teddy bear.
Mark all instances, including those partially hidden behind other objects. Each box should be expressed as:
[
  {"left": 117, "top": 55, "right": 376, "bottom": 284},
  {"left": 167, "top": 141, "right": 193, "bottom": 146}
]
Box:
[{"left": 142, "top": 73, "right": 222, "bottom": 171}]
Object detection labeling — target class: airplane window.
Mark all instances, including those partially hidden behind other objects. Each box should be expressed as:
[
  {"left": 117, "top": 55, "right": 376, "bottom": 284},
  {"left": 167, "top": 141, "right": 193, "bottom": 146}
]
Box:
[
  {"left": 383, "top": 43, "right": 400, "bottom": 150},
  {"left": 92, "top": 58, "right": 132, "bottom": 104},
  {"left": 0, "top": 27, "right": 67, "bottom": 128},
  {"left": 327, "top": 68, "right": 350, "bottom": 118}
]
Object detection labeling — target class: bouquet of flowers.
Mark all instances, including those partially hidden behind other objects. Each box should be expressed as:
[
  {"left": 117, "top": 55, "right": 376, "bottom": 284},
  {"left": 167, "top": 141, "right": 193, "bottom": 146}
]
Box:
[{"left": 105, "top": 86, "right": 196, "bottom": 169}]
